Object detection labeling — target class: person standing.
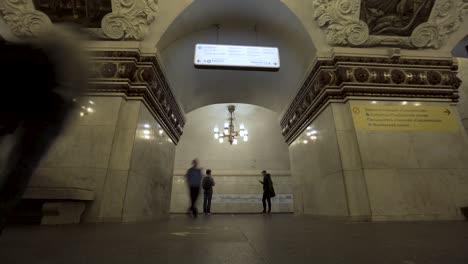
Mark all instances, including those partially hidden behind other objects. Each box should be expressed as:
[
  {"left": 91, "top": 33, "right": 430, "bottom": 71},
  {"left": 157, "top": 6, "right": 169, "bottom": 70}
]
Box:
[
  {"left": 259, "top": 170, "right": 275, "bottom": 214},
  {"left": 185, "top": 159, "right": 202, "bottom": 217},
  {"left": 202, "top": 169, "right": 215, "bottom": 215}
]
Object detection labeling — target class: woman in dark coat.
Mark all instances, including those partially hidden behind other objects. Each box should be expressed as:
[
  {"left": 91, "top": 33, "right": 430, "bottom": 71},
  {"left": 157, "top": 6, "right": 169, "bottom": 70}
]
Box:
[{"left": 259, "top": 170, "right": 275, "bottom": 214}]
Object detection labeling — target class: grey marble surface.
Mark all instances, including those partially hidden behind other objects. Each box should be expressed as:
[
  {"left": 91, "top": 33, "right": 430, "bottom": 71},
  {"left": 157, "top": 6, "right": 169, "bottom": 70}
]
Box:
[
  {"left": 1, "top": 215, "right": 468, "bottom": 264},
  {"left": 289, "top": 106, "right": 348, "bottom": 216}
]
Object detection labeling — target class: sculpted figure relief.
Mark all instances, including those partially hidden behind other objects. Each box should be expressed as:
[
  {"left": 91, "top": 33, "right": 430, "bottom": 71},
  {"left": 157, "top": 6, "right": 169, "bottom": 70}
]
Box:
[
  {"left": 360, "top": 0, "right": 436, "bottom": 36},
  {"left": 32, "top": 0, "right": 112, "bottom": 28},
  {"left": 314, "top": 0, "right": 468, "bottom": 48}
]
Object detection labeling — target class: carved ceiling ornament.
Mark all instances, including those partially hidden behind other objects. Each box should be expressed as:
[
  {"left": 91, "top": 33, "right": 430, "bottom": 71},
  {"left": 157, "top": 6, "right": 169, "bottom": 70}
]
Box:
[
  {"left": 313, "top": 0, "right": 369, "bottom": 45},
  {"left": 0, "top": 0, "right": 52, "bottom": 38},
  {"left": 313, "top": 0, "right": 468, "bottom": 49},
  {"left": 0, "top": 0, "right": 159, "bottom": 41},
  {"left": 101, "top": 0, "right": 159, "bottom": 40}
]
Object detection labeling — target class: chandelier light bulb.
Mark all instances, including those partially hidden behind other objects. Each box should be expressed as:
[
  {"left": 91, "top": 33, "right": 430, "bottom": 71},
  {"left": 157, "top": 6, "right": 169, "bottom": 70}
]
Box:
[
  {"left": 144, "top": 124, "right": 151, "bottom": 128},
  {"left": 143, "top": 130, "right": 150, "bottom": 135},
  {"left": 212, "top": 105, "right": 250, "bottom": 146}
]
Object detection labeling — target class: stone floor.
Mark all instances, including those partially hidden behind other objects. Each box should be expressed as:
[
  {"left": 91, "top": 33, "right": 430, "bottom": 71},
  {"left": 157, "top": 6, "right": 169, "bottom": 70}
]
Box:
[{"left": 0, "top": 214, "right": 468, "bottom": 264}]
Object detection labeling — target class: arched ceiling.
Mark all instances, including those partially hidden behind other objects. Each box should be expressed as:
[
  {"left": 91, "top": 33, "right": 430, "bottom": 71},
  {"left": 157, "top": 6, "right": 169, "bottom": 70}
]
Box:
[{"left": 156, "top": 0, "right": 316, "bottom": 114}]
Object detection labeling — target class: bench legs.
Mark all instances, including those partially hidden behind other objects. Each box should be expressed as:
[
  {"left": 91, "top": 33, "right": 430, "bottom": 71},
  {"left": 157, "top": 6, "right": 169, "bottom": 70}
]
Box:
[{"left": 41, "top": 202, "right": 85, "bottom": 225}]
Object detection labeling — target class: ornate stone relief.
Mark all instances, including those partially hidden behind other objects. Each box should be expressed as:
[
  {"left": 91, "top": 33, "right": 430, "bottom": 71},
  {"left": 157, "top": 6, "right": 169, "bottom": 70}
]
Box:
[
  {"left": 89, "top": 50, "right": 185, "bottom": 143},
  {"left": 281, "top": 56, "right": 461, "bottom": 144},
  {"left": 313, "top": 0, "right": 369, "bottom": 45},
  {"left": 0, "top": 0, "right": 52, "bottom": 37},
  {"left": 101, "top": 0, "right": 159, "bottom": 40},
  {"left": 0, "top": 0, "right": 158, "bottom": 40},
  {"left": 313, "top": 0, "right": 468, "bottom": 48}
]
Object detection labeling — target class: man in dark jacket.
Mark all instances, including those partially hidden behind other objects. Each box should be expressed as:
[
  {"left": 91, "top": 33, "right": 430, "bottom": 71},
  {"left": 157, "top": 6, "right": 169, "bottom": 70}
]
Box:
[
  {"left": 202, "top": 169, "right": 215, "bottom": 215},
  {"left": 259, "top": 170, "right": 274, "bottom": 214}
]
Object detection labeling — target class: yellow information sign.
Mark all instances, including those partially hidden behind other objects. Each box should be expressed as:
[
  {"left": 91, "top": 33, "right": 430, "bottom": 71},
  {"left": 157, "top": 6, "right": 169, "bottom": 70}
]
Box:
[{"left": 350, "top": 103, "right": 459, "bottom": 131}]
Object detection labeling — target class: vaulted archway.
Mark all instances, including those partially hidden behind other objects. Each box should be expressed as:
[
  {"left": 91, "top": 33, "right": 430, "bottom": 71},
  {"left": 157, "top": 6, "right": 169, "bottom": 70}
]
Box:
[{"left": 151, "top": 0, "right": 317, "bottom": 114}]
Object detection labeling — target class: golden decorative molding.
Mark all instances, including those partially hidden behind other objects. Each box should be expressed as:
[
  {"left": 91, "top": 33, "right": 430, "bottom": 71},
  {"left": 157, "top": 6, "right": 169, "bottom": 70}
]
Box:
[
  {"left": 88, "top": 50, "right": 185, "bottom": 144},
  {"left": 281, "top": 55, "right": 461, "bottom": 144}
]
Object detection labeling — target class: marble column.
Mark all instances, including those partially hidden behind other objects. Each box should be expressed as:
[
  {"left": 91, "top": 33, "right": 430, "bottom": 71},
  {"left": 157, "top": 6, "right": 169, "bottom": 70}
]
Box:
[{"left": 284, "top": 55, "right": 468, "bottom": 221}]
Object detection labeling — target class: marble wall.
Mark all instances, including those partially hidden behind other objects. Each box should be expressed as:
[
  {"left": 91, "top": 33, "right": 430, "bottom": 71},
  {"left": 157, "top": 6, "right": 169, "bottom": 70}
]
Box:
[
  {"left": 289, "top": 106, "right": 349, "bottom": 216},
  {"left": 26, "top": 96, "right": 175, "bottom": 222},
  {"left": 289, "top": 100, "right": 468, "bottom": 221},
  {"left": 32, "top": 96, "right": 122, "bottom": 221},
  {"left": 170, "top": 104, "right": 293, "bottom": 213},
  {"left": 350, "top": 101, "right": 468, "bottom": 221},
  {"left": 332, "top": 103, "right": 372, "bottom": 220},
  {"left": 456, "top": 57, "right": 468, "bottom": 134},
  {"left": 122, "top": 104, "right": 175, "bottom": 221}
]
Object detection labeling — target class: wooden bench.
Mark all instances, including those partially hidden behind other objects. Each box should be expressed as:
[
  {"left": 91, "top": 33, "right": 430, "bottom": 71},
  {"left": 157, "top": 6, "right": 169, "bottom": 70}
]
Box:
[{"left": 22, "top": 187, "right": 95, "bottom": 225}]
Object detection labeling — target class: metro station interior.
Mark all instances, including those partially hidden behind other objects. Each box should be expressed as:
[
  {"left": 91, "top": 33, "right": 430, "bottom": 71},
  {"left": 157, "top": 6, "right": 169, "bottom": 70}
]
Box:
[{"left": 1, "top": 0, "right": 468, "bottom": 263}]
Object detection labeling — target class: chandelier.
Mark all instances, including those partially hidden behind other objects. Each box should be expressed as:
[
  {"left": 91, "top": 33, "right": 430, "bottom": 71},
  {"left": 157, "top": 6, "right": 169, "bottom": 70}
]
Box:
[{"left": 213, "top": 105, "right": 248, "bottom": 145}]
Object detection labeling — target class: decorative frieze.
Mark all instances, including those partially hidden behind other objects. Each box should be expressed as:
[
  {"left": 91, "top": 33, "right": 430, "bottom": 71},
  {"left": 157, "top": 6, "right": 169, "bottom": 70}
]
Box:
[
  {"left": 88, "top": 50, "right": 185, "bottom": 144},
  {"left": 281, "top": 55, "right": 461, "bottom": 144}
]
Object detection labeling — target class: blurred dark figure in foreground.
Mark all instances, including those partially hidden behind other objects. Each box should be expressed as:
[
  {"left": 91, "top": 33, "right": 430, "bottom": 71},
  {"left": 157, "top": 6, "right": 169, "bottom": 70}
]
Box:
[
  {"left": 0, "top": 29, "right": 88, "bottom": 234},
  {"left": 185, "top": 159, "right": 202, "bottom": 218}
]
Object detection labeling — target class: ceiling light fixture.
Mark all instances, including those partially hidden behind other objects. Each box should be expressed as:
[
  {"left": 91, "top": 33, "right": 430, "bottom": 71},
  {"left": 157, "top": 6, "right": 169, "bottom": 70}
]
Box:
[{"left": 213, "top": 105, "right": 248, "bottom": 145}]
